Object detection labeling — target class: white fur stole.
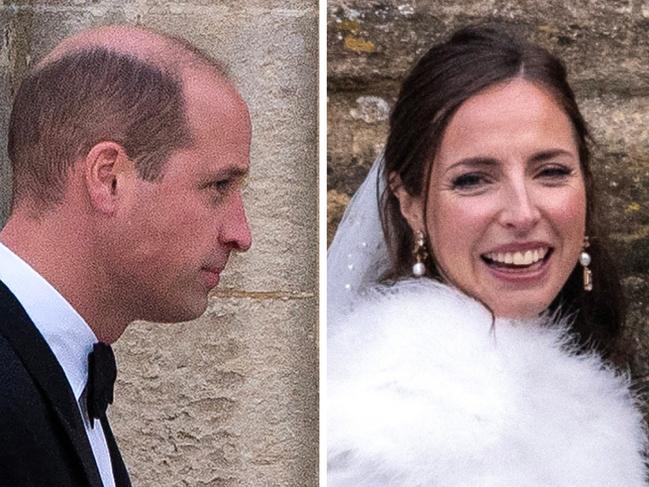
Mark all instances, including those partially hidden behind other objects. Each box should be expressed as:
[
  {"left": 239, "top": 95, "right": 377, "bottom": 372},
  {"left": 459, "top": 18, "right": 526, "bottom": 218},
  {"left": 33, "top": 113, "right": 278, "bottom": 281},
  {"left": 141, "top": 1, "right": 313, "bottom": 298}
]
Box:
[{"left": 328, "top": 279, "right": 647, "bottom": 486}]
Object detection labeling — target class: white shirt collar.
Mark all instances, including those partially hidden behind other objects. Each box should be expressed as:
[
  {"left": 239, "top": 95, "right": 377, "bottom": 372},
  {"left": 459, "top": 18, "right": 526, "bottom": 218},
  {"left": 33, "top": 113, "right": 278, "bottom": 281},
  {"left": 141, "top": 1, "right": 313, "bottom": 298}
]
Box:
[{"left": 0, "top": 242, "right": 97, "bottom": 400}]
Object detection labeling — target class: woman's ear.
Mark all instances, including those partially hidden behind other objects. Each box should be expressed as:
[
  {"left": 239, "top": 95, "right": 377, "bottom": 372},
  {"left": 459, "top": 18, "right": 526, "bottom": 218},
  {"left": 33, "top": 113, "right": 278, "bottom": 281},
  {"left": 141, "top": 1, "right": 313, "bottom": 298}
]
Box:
[
  {"left": 388, "top": 171, "right": 425, "bottom": 232},
  {"left": 84, "top": 141, "right": 135, "bottom": 216}
]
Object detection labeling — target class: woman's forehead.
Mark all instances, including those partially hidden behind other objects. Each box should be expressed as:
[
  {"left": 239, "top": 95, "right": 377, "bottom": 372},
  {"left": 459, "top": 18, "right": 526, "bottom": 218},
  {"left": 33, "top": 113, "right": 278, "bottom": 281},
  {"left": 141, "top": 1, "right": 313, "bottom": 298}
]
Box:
[{"left": 433, "top": 79, "right": 578, "bottom": 168}]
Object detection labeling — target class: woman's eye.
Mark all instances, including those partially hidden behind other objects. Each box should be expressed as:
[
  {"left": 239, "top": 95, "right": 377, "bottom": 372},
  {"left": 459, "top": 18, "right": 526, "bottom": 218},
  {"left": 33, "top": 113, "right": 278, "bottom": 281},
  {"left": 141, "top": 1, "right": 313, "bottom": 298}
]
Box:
[
  {"left": 451, "top": 173, "right": 489, "bottom": 190},
  {"left": 537, "top": 165, "right": 573, "bottom": 181}
]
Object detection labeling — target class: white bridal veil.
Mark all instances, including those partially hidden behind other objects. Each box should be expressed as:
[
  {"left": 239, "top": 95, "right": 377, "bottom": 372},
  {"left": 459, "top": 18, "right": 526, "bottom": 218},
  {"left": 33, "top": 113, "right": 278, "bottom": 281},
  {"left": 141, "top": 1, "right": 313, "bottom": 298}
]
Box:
[{"left": 327, "top": 155, "right": 392, "bottom": 322}]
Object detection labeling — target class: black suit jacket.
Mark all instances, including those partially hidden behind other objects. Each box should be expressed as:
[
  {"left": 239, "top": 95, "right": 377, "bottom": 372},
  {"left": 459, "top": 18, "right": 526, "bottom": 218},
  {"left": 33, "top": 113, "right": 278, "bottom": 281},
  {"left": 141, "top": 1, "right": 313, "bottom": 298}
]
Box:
[{"left": 0, "top": 280, "right": 130, "bottom": 487}]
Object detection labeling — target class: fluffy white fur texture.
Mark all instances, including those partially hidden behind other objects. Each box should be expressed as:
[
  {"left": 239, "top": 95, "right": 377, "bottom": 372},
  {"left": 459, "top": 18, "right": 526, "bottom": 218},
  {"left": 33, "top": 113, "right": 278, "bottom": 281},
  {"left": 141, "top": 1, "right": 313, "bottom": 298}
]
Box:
[{"left": 328, "top": 279, "right": 647, "bottom": 486}]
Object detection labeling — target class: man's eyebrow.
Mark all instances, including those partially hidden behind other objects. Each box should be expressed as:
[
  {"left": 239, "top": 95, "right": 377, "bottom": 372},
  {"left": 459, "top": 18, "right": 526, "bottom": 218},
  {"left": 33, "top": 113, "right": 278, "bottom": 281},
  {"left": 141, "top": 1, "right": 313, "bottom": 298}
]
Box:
[{"left": 211, "top": 167, "right": 249, "bottom": 179}]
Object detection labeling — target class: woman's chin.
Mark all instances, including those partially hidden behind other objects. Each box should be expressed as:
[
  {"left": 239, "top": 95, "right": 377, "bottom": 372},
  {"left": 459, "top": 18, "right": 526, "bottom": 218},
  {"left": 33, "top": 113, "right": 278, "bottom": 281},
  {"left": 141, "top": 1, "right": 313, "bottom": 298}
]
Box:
[
  {"left": 487, "top": 294, "right": 552, "bottom": 320},
  {"left": 473, "top": 255, "right": 563, "bottom": 319}
]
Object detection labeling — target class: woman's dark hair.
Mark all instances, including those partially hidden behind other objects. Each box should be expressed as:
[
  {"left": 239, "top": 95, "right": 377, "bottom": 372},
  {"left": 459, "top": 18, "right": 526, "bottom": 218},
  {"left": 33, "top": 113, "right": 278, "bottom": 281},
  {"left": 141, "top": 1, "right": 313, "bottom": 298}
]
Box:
[{"left": 381, "top": 24, "right": 623, "bottom": 354}]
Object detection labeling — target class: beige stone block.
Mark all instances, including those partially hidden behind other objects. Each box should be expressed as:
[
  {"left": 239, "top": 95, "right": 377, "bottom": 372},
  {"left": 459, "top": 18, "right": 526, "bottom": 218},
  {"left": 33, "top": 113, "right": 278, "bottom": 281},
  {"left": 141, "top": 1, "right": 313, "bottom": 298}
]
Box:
[
  {"left": 112, "top": 294, "right": 317, "bottom": 486},
  {"left": 327, "top": 0, "right": 649, "bottom": 93}
]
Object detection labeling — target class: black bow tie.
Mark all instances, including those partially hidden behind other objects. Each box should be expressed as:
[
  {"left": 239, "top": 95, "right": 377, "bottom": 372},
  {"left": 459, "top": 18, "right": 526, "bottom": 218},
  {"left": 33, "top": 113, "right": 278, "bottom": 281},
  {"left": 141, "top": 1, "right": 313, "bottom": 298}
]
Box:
[{"left": 86, "top": 342, "right": 117, "bottom": 424}]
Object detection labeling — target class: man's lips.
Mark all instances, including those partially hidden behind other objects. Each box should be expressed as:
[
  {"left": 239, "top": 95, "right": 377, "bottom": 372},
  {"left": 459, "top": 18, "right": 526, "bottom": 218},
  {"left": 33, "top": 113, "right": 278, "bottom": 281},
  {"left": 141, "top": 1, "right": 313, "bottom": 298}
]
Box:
[
  {"left": 202, "top": 265, "right": 223, "bottom": 274},
  {"left": 200, "top": 266, "right": 222, "bottom": 287}
]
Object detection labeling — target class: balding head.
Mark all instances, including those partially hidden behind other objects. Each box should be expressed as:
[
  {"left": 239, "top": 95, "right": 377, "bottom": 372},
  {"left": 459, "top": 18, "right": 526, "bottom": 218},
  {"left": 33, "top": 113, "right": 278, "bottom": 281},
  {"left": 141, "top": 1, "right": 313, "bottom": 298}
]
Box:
[
  {"left": 38, "top": 25, "right": 228, "bottom": 77},
  {"left": 7, "top": 24, "right": 234, "bottom": 213}
]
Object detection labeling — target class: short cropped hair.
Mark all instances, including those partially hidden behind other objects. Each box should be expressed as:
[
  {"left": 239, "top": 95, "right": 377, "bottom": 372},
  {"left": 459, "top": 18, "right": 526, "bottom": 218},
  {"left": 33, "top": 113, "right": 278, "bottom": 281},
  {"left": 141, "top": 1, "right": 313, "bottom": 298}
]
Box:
[{"left": 8, "top": 47, "right": 192, "bottom": 209}]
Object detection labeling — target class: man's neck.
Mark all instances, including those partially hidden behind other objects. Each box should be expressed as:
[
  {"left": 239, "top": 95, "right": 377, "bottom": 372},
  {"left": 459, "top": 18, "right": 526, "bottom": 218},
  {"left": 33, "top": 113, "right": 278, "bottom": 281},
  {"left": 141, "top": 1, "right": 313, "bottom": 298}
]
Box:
[{"left": 0, "top": 212, "right": 130, "bottom": 343}]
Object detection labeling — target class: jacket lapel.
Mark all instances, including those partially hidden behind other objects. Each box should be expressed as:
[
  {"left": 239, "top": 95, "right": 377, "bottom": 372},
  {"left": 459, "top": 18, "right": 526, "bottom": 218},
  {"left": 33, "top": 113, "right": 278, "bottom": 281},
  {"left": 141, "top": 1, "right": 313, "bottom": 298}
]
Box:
[{"left": 0, "top": 280, "right": 104, "bottom": 487}]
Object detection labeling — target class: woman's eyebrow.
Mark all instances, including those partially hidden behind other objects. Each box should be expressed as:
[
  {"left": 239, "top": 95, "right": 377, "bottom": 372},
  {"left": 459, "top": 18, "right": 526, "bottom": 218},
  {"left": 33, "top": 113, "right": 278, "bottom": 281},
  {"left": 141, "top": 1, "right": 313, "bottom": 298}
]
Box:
[
  {"left": 444, "top": 148, "right": 576, "bottom": 173},
  {"left": 445, "top": 157, "right": 499, "bottom": 172},
  {"left": 529, "top": 148, "right": 575, "bottom": 163}
]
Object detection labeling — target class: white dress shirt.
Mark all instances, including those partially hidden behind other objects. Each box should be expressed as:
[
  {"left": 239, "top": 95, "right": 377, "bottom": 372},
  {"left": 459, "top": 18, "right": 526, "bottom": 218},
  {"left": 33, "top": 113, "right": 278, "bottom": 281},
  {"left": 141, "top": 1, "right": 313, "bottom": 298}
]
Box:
[{"left": 0, "top": 242, "right": 116, "bottom": 487}]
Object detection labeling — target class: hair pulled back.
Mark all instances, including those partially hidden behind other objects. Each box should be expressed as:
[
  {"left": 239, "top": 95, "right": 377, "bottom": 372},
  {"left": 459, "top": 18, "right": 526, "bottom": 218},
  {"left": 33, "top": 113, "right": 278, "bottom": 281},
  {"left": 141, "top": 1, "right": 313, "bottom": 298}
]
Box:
[{"left": 381, "top": 25, "right": 623, "bottom": 353}]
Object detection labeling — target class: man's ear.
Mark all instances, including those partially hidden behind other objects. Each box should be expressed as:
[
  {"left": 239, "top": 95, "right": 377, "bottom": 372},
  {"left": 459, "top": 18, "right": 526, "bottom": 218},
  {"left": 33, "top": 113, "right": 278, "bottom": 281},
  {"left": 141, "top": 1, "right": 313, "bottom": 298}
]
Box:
[
  {"left": 388, "top": 171, "right": 425, "bottom": 232},
  {"left": 84, "top": 141, "right": 135, "bottom": 215}
]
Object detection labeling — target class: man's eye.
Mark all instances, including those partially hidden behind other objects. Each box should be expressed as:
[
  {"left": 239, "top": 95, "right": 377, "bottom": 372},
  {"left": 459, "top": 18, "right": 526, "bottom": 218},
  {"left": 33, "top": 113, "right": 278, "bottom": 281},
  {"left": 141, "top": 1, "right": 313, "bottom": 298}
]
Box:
[
  {"left": 240, "top": 175, "right": 250, "bottom": 190},
  {"left": 209, "top": 180, "right": 231, "bottom": 192}
]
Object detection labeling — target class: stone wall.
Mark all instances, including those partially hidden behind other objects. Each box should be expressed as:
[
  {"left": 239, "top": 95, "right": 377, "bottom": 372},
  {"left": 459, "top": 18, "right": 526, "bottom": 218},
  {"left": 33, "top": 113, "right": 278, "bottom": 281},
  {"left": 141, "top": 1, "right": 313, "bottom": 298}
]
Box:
[
  {"left": 328, "top": 0, "right": 649, "bottom": 402},
  {"left": 0, "top": 1, "right": 318, "bottom": 486}
]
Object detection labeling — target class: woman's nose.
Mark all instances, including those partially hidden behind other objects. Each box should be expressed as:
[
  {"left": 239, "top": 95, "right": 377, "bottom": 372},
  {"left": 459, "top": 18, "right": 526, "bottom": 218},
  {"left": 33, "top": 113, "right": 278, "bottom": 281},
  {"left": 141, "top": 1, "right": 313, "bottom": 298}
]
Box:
[{"left": 497, "top": 181, "right": 541, "bottom": 233}]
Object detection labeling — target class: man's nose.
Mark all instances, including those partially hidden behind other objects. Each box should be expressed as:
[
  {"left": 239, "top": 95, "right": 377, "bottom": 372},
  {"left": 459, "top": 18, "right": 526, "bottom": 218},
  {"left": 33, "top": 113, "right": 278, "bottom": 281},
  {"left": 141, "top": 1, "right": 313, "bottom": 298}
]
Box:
[
  {"left": 497, "top": 180, "right": 541, "bottom": 233},
  {"left": 223, "top": 194, "right": 252, "bottom": 252}
]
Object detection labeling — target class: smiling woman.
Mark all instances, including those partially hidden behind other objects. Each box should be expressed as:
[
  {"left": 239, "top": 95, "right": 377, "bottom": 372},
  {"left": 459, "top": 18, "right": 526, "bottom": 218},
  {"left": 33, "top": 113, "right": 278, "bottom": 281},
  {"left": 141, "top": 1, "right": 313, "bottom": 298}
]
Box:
[
  {"left": 393, "top": 79, "right": 587, "bottom": 319},
  {"left": 327, "top": 25, "right": 647, "bottom": 486},
  {"left": 377, "top": 25, "right": 622, "bottom": 348}
]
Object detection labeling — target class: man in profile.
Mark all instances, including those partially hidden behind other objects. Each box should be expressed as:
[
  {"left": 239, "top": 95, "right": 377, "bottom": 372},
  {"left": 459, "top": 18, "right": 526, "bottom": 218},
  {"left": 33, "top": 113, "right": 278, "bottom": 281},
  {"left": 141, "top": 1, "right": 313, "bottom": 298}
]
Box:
[{"left": 0, "top": 25, "right": 251, "bottom": 486}]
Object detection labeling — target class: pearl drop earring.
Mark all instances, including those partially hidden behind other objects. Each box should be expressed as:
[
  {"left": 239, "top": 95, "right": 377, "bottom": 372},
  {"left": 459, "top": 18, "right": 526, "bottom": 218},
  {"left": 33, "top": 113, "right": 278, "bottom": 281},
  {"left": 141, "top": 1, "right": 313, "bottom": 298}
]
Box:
[
  {"left": 580, "top": 237, "right": 593, "bottom": 292},
  {"left": 412, "top": 231, "right": 428, "bottom": 277}
]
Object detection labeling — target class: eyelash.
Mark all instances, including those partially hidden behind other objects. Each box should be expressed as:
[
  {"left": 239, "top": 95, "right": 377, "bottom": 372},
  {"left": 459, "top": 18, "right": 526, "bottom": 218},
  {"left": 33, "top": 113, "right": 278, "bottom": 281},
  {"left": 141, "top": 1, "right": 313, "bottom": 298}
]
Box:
[
  {"left": 450, "top": 164, "right": 574, "bottom": 192},
  {"left": 537, "top": 165, "right": 573, "bottom": 180},
  {"left": 451, "top": 173, "right": 490, "bottom": 190},
  {"left": 209, "top": 180, "right": 230, "bottom": 190},
  {"left": 206, "top": 179, "right": 233, "bottom": 199}
]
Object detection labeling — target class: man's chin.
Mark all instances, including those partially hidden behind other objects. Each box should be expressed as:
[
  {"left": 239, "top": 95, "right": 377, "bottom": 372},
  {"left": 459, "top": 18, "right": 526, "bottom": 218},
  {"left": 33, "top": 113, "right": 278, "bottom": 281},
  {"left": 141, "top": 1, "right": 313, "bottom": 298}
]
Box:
[{"left": 138, "top": 296, "right": 209, "bottom": 324}]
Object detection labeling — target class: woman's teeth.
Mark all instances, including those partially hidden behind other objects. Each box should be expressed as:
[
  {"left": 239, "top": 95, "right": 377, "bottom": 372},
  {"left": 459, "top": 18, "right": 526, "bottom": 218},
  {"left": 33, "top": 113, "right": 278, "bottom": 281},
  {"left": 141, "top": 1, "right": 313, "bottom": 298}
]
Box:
[{"left": 484, "top": 248, "right": 548, "bottom": 266}]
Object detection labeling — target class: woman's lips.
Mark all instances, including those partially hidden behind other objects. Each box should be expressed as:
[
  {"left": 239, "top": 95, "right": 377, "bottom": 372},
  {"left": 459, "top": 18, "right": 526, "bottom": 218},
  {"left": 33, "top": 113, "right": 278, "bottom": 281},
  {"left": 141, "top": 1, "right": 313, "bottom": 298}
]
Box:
[
  {"left": 480, "top": 247, "right": 553, "bottom": 283},
  {"left": 482, "top": 247, "right": 550, "bottom": 268}
]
